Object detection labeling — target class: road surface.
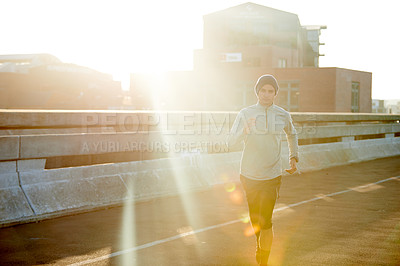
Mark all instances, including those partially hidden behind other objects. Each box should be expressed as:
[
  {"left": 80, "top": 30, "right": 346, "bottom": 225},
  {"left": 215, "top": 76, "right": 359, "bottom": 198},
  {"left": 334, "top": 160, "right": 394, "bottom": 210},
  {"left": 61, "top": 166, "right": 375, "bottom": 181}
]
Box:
[{"left": 1, "top": 156, "right": 400, "bottom": 265}]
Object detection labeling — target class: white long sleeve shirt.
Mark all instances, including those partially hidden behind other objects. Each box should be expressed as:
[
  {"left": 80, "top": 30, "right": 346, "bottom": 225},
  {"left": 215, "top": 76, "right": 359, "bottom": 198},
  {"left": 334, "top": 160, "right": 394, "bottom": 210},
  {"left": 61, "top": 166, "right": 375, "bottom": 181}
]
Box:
[{"left": 227, "top": 102, "right": 299, "bottom": 181}]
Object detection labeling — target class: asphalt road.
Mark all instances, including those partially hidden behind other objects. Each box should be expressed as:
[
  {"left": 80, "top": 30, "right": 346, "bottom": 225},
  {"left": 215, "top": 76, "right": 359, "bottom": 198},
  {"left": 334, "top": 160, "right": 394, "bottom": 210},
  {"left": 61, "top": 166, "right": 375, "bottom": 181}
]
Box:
[{"left": 1, "top": 156, "right": 400, "bottom": 266}]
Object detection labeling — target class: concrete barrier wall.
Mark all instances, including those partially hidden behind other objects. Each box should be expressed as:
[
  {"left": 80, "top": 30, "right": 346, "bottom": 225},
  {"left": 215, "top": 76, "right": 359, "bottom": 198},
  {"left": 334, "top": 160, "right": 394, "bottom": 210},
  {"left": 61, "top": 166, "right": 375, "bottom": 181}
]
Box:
[
  {"left": 2, "top": 124, "right": 400, "bottom": 160},
  {"left": 0, "top": 136, "right": 19, "bottom": 160},
  {"left": 297, "top": 136, "right": 400, "bottom": 171},
  {"left": 1, "top": 154, "right": 239, "bottom": 225},
  {"left": 0, "top": 161, "right": 35, "bottom": 222},
  {"left": 2, "top": 136, "right": 400, "bottom": 226},
  {"left": 1, "top": 111, "right": 400, "bottom": 226}
]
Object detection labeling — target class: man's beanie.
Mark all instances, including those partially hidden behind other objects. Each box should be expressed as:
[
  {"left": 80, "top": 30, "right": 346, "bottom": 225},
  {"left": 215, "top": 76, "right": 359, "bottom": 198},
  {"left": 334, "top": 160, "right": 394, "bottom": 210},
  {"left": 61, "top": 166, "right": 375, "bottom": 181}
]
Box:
[{"left": 254, "top": 74, "right": 279, "bottom": 95}]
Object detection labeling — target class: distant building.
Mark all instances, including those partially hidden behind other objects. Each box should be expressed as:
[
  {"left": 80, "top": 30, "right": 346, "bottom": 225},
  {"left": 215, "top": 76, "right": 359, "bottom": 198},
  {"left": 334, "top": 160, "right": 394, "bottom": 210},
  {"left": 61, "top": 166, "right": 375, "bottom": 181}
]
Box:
[
  {"left": 0, "top": 54, "right": 122, "bottom": 109},
  {"left": 195, "top": 3, "right": 324, "bottom": 70},
  {"left": 372, "top": 99, "right": 386, "bottom": 113},
  {"left": 386, "top": 100, "right": 400, "bottom": 114},
  {"left": 130, "top": 2, "right": 372, "bottom": 112}
]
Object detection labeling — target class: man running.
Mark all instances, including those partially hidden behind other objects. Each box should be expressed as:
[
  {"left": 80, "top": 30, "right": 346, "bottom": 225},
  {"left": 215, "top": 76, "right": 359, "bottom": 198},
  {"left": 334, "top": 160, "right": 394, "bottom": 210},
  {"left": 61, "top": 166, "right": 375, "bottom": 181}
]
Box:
[{"left": 227, "top": 74, "right": 299, "bottom": 265}]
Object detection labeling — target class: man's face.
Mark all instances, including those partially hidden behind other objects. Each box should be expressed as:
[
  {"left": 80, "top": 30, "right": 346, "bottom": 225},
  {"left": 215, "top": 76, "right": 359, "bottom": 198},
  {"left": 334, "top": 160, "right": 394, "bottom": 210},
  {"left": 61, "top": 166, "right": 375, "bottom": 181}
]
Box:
[{"left": 257, "top": 84, "right": 276, "bottom": 106}]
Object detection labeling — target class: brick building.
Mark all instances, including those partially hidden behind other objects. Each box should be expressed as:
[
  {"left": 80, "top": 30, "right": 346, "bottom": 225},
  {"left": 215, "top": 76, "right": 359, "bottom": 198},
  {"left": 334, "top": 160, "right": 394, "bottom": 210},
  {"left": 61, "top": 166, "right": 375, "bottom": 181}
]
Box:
[
  {"left": 130, "top": 2, "right": 372, "bottom": 112},
  {"left": 0, "top": 54, "right": 122, "bottom": 109}
]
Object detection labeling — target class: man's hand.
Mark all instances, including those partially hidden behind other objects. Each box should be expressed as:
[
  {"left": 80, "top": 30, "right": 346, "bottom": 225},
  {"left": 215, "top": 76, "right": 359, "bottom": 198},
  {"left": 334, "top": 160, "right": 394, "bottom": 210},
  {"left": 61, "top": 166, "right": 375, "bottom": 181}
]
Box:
[
  {"left": 244, "top": 118, "right": 256, "bottom": 135},
  {"left": 285, "top": 157, "right": 297, "bottom": 174}
]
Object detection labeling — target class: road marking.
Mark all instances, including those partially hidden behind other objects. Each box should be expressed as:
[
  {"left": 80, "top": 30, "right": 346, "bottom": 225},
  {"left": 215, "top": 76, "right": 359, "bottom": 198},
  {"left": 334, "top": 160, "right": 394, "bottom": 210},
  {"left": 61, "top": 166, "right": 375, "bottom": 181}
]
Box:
[{"left": 69, "top": 176, "right": 399, "bottom": 266}]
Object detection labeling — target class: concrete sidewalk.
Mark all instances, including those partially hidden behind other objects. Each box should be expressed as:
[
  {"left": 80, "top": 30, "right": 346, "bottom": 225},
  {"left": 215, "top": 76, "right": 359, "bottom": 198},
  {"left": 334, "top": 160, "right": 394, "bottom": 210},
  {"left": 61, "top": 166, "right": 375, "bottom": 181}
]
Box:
[{"left": 1, "top": 156, "right": 400, "bottom": 265}]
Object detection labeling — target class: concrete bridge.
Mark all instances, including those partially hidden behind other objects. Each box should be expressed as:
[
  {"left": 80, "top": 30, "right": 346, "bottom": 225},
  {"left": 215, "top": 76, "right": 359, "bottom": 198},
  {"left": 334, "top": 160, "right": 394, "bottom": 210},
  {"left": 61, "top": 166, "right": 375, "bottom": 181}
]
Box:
[{"left": 1, "top": 110, "right": 400, "bottom": 227}]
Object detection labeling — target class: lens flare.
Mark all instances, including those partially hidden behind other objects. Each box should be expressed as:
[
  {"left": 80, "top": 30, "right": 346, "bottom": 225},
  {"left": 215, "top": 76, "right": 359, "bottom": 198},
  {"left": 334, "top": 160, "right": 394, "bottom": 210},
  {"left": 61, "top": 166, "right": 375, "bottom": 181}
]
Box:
[
  {"left": 229, "top": 190, "right": 243, "bottom": 204},
  {"left": 240, "top": 213, "right": 250, "bottom": 223},
  {"left": 120, "top": 198, "right": 137, "bottom": 266},
  {"left": 244, "top": 224, "right": 259, "bottom": 237},
  {"left": 224, "top": 182, "right": 236, "bottom": 192}
]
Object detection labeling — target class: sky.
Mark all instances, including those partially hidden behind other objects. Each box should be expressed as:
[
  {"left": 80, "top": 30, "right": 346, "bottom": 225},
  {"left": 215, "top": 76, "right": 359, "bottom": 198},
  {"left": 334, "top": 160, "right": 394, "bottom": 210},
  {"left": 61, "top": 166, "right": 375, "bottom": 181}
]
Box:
[{"left": 1, "top": 0, "right": 399, "bottom": 99}]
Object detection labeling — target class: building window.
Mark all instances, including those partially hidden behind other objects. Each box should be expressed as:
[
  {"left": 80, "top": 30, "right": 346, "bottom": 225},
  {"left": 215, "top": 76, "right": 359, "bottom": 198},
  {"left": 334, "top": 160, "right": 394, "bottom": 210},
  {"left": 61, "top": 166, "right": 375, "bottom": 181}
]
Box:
[
  {"left": 351, "top": 82, "right": 360, "bottom": 113},
  {"left": 277, "top": 90, "right": 288, "bottom": 109},
  {"left": 276, "top": 81, "right": 299, "bottom": 111},
  {"left": 278, "top": 58, "right": 287, "bottom": 68}
]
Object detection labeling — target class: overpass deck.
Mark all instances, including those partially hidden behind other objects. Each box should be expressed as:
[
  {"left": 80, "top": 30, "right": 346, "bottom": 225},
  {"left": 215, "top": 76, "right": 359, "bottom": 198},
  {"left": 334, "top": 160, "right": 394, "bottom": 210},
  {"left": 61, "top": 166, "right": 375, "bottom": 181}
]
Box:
[{"left": 1, "top": 156, "right": 400, "bottom": 265}]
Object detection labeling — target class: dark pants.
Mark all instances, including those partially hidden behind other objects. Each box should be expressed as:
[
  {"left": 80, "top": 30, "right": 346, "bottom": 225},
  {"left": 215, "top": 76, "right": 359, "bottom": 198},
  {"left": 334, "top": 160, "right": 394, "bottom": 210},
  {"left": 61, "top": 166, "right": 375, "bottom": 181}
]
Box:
[{"left": 240, "top": 175, "right": 282, "bottom": 231}]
